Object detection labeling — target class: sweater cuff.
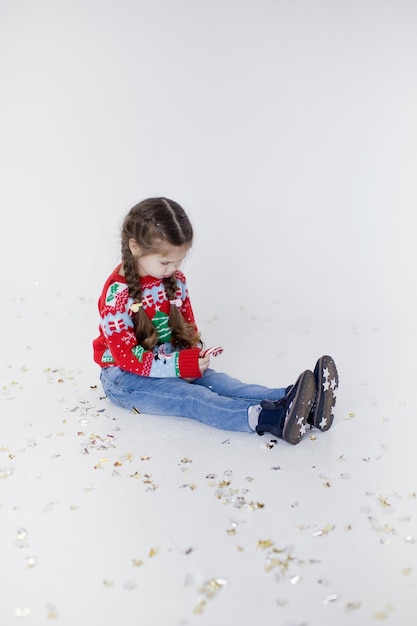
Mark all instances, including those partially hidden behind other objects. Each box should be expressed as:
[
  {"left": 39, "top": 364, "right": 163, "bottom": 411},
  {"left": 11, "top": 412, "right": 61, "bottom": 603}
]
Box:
[{"left": 178, "top": 348, "right": 202, "bottom": 378}]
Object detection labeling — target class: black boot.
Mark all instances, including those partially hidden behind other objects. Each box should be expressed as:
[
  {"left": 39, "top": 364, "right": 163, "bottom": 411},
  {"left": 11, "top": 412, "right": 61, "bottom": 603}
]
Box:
[
  {"left": 256, "top": 370, "right": 316, "bottom": 445},
  {"left": 308, "top": 355, "right": 338, "bottom": 431}
]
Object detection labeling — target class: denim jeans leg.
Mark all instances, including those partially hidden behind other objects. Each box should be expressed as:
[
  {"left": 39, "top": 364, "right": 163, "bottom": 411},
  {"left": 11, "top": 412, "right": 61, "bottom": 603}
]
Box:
[
  {"left": 193, "top": 369, "right": 286, "bottom": 403},
  {"left": 100, "top": 367, "right": 282, "bottom": 433}
]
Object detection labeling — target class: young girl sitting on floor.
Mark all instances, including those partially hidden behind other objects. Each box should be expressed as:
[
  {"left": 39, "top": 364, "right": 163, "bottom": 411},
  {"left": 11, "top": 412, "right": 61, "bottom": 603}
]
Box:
[{"left": 93, "top": 197, "right": 338, "bottom": 444}]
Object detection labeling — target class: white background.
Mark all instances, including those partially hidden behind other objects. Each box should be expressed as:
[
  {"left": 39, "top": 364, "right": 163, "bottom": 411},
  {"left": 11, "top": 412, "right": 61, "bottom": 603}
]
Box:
[{"left": 1, "top": 0, "right": 416, "bottom": 328}]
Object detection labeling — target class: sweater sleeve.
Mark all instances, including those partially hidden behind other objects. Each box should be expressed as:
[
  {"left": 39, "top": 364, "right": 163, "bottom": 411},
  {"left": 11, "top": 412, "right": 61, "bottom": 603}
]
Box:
[{"left": 95, "top": 279, "right": 202, "bottom": 379}]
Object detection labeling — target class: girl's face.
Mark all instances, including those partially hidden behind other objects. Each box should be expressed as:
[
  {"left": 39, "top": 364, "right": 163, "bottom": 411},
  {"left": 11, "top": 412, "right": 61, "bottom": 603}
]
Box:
[{"left": 129, "top": 239, "right": 190, "bottom": 279}]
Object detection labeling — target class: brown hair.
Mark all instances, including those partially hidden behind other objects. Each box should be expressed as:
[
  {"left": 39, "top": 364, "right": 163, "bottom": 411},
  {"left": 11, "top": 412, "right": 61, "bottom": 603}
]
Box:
[{"left": 121, "top": 197, "right": 201, "bottom": 350}]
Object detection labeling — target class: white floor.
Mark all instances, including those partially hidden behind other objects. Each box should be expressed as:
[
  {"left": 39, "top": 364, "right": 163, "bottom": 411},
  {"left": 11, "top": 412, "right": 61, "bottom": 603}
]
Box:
[{"left": 1, "top": 290, "right": 416, "bottom": 626}]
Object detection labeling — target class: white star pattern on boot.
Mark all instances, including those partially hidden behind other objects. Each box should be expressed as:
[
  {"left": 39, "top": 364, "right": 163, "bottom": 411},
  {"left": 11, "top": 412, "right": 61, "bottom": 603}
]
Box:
[
  {"left": 330, "top": 378, "right": 337, "bottom": 390},
  {"left": 319, "top": 416, "right": 328, "bottom": 429},
  {"left": 323, "top": 367, "right": 329, "bottom": 379},
  {"left": 296, "top": 415, "right": 307, "bottom": 436},
  {"left": 322, "top": 379, "right": 330, "bottom": 391}
]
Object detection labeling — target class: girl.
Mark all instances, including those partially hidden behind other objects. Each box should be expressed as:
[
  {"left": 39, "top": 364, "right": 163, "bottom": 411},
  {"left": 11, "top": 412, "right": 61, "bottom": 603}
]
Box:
[{"left": 93, "top": 197, "right": 338, "bottom": 445}]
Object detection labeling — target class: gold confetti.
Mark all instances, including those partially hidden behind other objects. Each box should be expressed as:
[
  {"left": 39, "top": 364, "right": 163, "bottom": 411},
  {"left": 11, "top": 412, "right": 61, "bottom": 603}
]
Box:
[
  {"left": 142, "top": 474, "right": 158, "bottom": 490},
  {"left": 249, "top": 501, "right": 265, "bottom": 510},
  {"left": 149, "top": 547, "right": 158, "bottom": 557},
  {"left": 374, "top": 612, "right": 388, "bottom": 620},
  {"left": 193, "top": 600, "right": 206, "bottom": 614},
  {"left": 346, "top": 601, "right": 362, "bottom": 611},
  {"left": 256, "top": 539, "right": 274, "bottom": 550},
  {"left": 401, "top": 568, "right": 412, "bottom": 576},
  {"left": 194, "top": 577, "right": 227, "bottom": 612},
  {"left": 313, "top": 524, "right": 335, "bottom": 536},
  {"left": 378, "top": 495, "right": 392, "bottom": 508},
  {"left": 94, "top": 458, "right": 110, "bottom": 469},
  {"left": 309, "top": 434, "right": 317, "bottom": 441},
  {"left": 132, "top": 559, "right": 144, "bottom": 567}
]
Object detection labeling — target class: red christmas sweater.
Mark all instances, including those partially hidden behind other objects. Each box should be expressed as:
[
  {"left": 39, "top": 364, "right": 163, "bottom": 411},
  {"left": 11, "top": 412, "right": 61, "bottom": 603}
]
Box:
[{"left": 93, "top": 265, "right": 202, "bottom": 378}]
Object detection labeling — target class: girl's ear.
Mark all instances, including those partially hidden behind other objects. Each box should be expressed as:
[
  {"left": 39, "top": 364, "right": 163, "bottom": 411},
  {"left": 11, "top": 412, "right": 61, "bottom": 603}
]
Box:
[{"left": 129, "top": 238, "right": 141, "bottom": 257}]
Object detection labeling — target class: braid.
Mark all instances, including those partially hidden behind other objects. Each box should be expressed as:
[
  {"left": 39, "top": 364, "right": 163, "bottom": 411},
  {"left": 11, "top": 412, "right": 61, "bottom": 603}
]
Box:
[
  {"left": 121, "top": 240, "right": 157, "bottom": 350},
  {"left": 163, "top": 275, "right": 201, "bottom": 349},
  {"left": 122, "top": 241, "right": 141, "bottom": 302},
  {"left": 163, "top": 275, "right": 178, "bottom": 302}
]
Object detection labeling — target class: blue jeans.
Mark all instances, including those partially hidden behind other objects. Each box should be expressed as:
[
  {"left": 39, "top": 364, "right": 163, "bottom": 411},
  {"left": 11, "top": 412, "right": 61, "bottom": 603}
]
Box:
[{"left": 100, "top": 367, "right": 286, "bottom": 433}]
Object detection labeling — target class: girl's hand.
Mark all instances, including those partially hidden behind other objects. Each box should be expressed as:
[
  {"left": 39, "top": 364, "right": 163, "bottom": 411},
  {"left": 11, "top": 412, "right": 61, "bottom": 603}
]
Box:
[{"left": 198, "top": 352, "right": 210, "bottom": 375}]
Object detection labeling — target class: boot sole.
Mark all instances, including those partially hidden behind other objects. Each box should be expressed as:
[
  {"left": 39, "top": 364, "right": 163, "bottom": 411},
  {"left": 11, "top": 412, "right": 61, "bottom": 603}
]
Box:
[
  {"left": 310, "top": 355, "right": 338, "bottom": 431},
  {"left": 282, "top": 370, "right": 316, "bottom": 445}
]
